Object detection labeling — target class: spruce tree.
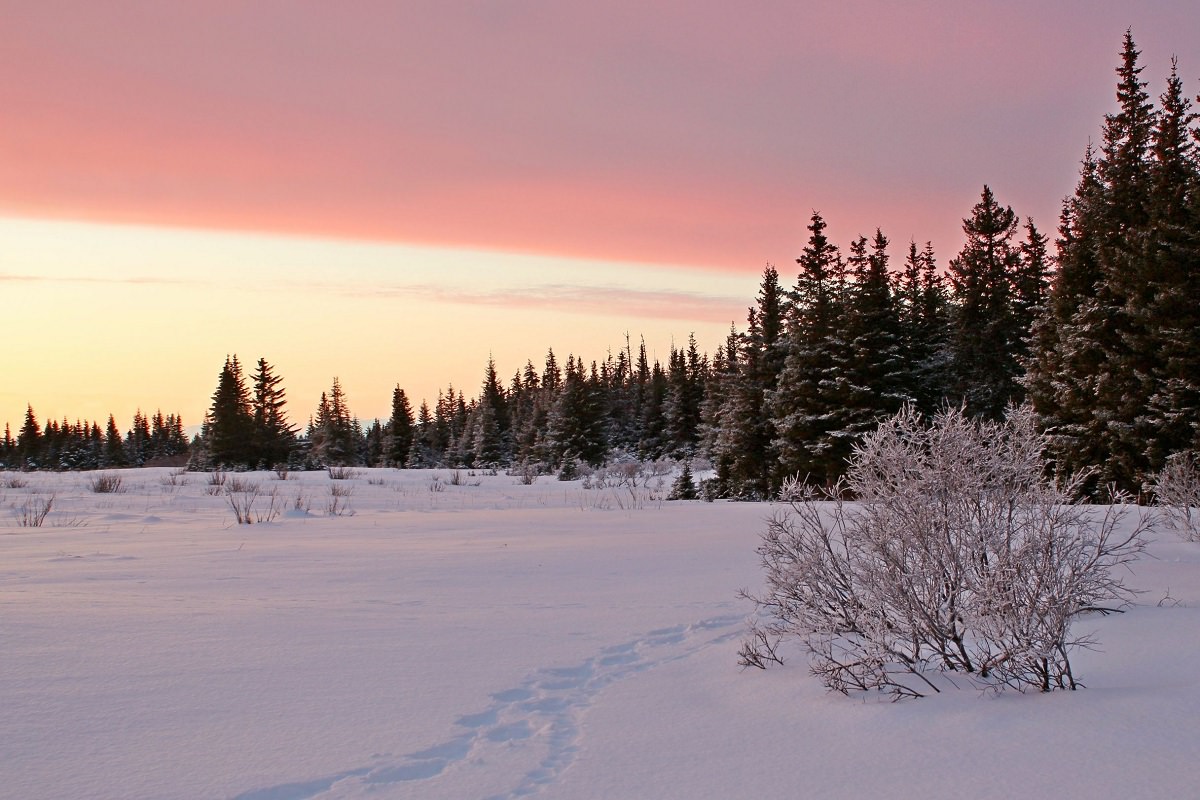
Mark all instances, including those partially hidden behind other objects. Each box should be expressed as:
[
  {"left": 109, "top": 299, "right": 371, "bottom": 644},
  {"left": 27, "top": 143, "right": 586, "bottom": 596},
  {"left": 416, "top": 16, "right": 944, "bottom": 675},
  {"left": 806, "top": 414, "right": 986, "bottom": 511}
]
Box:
[
  {"left": 104, "top": 414, "right": 128, "bottom": 467},
  {"left": 1142, "top": 58, "right": 1200, "bottom": 464},
  {"left": 387, "top": 385, "right": 415, "bottom": 467},
  {"left": 837, "top": 229, "right": 910, "bottom": 453},
  {"left": 207, "top": 356, "right": 255, "bottom": 467},
  {"left": 18, "top": 404, "right": 40, "bottom": 468},
  {"left": 947, "top": 185, "right": 1025, "bottom": 419},
  {"left": 251, "top": 358, "right": 296, "bottom": 468},
  {"left": 768, "top": 213, "right": 848, "bottom": 489}
]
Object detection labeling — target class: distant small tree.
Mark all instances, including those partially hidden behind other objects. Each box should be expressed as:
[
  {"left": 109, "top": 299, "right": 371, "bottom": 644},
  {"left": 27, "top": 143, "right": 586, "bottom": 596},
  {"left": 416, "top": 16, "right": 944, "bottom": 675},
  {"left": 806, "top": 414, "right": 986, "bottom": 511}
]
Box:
[
  {"left": 668, "top": 461, "right": 698, "bottom": 500},
  {"left": 18, "top": 404, "right": 40, "bottom": 468},
  {"left": 387, "top": 386, "right": 415, "bottom": 467}
]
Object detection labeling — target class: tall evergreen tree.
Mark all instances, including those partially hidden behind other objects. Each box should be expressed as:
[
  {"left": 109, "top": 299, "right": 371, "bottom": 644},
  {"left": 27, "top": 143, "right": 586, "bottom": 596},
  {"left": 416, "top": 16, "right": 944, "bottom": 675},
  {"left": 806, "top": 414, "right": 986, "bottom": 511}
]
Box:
[
  {"left": 1141, "top": 57, "right": 1200, "bottom": 465},
  {"left": 17, "top": 405, "right": 40, "bottom": 468},
  {"left": 251, "top": 358, "right": 296, "bottom": 468},
  {"left": 206, "top": 356, "right": 255, "bottom": 466},
  {"left": 387, "top": 385, "right": 415, "bottom": 467},
  {"left": 311, "top": 377, "right": 358, "bottom": 466},
  {"left": 947, "top": 185, "right": 1025, "bottom": 419},
  {"left": 768, "top": 213, "right": 848, "bottom": 488}
]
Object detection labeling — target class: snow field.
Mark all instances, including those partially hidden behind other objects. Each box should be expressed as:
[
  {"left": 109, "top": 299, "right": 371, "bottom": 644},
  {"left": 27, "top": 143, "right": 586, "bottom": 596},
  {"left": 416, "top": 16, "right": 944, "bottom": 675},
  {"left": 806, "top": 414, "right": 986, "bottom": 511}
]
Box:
[{"left": 2, "top": 468, "right": 1198, "bottom": 799}]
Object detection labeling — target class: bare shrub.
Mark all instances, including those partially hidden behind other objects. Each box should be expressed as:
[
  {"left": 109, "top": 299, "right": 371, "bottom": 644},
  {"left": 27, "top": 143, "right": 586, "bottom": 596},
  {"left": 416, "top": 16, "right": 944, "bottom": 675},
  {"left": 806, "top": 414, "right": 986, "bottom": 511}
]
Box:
[
  {"left": 510, "top": 462, "right": 540, "bottom": 485},
  {"left": 741, "top": 406, "right": 1148, "bottom": 698},
  {"left": 225, "top": 482, "right": 261, "bottom": 525},
  {"left": 1152, "top": 451, "right": 1200, "bottom": 541},
  {"left": 293, "top": 492, "right": 312, "bottom": 514},
  {"left": 327, "top": 483, "right": 355, "bottom": 516},
  {"left": 88, "top": 473, "right": 125, "bottom": 494},
  {"left": 737, "top": 621, "right": 786, "bottom": 670},
  {"left": 160, "top": 468, "right": 188, "bottom": 487},
  {"left": 256, "top": 488, "right": 283, "bottom": 523},
  {"left": 274, "top": 467, "right": 292, "bottom": 481},
  {"left": 226, "top": 475, "right": 257, "bottom": 494},
  {"left": 2, "top": 474, "right": 30, "bottom": 489},
  {"left": 447, "top": 469, "right": 464, "bottom": 486},
  {"left": 205, "top": 469, "right": 227, "bottom": 495},
  {"left": 327, "top": 466, "right": 360, "bottom": 480},
  {"left": 366, "top": 475, "right": 387, "bottom": 486},
  {"left": 15, "top": 493, "right": 55, "bottom": 527},
  {"left": 429, "top": 475, "right": 445, "bottom": 493}
]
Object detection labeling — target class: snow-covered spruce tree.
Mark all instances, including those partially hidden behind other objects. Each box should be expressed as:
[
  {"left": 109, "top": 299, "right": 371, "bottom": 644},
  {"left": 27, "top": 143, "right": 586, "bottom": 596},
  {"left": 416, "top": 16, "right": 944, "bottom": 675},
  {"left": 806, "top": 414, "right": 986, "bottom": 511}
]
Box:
[
  {"left": 251, "top": 358, "right": 297, "bottom": 469},
  {"left": 946, "top": 186, "right": 1026, "bottom": 420},
  {"left": 206, "top": 356, "right": 255, "bottom": 467},
  {"left": 386, "top": 385, "right": 415, "bottom": 467},
  {"left": 668, "top": 460, "right": 698, "bottom": 500},
  {"left": 768, "top": 212, "right": 848, "bottom": 490},
  {"left": 740, "top": 406, "right": 1147, "bottom": 698}
]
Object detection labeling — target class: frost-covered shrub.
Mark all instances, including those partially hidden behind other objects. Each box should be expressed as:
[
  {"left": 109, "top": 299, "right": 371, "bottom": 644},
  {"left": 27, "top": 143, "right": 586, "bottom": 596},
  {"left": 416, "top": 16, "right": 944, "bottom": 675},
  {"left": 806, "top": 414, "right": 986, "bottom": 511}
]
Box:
[
  {"left": 741, "top": 406, "right": 1147, "bottom": 698},
  {"left": 1152, "top": 452, "right": 1200, "bottom": 541}
]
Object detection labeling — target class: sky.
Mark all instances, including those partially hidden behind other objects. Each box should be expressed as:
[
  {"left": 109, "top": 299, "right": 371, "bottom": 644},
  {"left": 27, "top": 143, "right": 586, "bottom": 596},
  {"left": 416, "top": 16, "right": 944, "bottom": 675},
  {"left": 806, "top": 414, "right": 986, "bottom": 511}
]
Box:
[{"left": 2, "top": 1, "right": 1199, "bottom": 433}]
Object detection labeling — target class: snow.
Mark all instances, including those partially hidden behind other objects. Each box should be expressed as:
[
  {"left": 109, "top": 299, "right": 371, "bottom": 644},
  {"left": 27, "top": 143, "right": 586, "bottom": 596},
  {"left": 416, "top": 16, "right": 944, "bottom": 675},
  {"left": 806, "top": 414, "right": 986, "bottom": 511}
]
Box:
[{"left": 2, "top": 468, "right": 1198, "bottom": 800}]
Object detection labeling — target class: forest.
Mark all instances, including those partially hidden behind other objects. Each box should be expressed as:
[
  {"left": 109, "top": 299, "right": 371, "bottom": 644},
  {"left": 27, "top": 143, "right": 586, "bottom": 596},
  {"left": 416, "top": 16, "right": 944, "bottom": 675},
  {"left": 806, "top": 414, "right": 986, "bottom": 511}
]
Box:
[{"left": 3, "top": 33, "right": 1197, "bottom": 499}]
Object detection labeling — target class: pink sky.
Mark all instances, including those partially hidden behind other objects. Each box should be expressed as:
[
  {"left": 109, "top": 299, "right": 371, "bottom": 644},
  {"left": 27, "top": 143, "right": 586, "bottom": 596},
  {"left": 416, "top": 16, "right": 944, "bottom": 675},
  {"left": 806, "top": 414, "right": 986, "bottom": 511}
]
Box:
[
  {"left": 2, "top": 2, "right": 1199, "bottom": 429},
  {"left": 4, "top": 1, "right": 1197, "bottom": 269}
]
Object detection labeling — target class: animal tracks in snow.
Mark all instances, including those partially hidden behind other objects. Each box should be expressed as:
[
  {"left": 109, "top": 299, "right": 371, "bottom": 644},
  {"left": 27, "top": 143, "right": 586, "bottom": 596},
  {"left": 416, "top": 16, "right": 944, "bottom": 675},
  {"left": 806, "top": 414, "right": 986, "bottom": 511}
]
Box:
[{"left": 231, "top": 614, "right": 743, "bottom": 800}]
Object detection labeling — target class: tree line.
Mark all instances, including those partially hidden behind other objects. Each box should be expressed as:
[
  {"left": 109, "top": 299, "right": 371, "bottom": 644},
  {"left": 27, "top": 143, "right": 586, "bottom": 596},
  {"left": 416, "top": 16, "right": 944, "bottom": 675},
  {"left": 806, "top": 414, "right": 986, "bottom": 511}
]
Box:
[
  {"left": 0, "top": 407, "right": 189, "bottom": 470},
  {"left": 4, "top": 34, "right": 1197, "bottom": 498}
]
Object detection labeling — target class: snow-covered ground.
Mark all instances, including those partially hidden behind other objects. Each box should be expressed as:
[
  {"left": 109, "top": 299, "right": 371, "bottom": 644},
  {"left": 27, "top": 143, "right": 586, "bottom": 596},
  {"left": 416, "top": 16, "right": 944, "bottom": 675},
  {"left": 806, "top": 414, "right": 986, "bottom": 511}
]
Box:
[{"left": 2, "top": 468, "right": 1198, "bottom": 800}]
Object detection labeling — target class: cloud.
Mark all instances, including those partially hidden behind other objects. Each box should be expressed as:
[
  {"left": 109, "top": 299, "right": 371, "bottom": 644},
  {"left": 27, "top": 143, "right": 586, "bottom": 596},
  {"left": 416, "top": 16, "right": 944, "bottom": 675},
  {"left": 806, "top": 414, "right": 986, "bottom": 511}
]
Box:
[
  {"left": 347, "top": 282, "right": 746, "bottom": 325},
  {"left": 0, "top": 273, "right": 196, "bottom": 286}
]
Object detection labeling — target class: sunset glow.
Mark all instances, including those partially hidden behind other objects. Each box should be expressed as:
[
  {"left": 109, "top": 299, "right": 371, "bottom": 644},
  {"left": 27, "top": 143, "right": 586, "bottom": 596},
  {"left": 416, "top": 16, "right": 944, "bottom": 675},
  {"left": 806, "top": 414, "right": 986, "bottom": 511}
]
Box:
[{"left": 2, "top": 1, "right": 1198, "bottom": 430}]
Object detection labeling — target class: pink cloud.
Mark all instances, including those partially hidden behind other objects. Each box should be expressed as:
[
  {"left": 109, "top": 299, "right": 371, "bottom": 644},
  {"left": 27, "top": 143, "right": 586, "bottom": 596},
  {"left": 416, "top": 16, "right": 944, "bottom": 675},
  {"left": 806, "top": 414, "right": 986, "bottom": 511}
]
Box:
[{"left": 2, "top": 2, "right": 1197, "bottom": 273}]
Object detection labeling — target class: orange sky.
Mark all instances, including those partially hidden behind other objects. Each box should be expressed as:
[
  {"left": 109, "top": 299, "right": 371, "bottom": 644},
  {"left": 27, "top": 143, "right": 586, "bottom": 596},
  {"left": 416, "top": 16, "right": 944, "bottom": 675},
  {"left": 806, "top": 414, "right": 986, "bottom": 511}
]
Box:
[{"left": 2, "top": 1, "right": 1198, "bottom": 431}]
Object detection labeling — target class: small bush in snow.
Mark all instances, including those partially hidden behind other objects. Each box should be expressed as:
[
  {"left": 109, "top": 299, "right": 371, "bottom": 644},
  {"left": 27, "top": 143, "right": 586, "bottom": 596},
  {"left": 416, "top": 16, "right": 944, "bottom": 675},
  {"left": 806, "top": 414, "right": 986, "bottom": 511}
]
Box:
[
  {"left": 741, "top": 406, "right": 1147, "bottom": 698},
  {"left": 88, "top": 473, "right": 125, "bottom": 494},
  {"left": 15, "top": 493, "right": 54, "bottom": 527},
  {"left": 160, "top": 468, "right": 188, "bottom": 488},
  {"left": 510, "top": 461, "right": 540, "bottom": 485},
  {"left": 1152, "top": 451, "right": 1200, "bottom": 541},
  {"left": 225, "top": 482, "right": 261, "bottom": 524},
  {"left": 1, "top": 474, "right": 30, "bottom": 489}
]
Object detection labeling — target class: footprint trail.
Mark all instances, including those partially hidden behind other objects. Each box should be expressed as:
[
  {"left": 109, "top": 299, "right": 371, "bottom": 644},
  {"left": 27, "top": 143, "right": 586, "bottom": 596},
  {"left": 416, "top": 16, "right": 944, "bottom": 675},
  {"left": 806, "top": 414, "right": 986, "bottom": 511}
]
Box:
[{"left": 231, "top": 613, "right": 743, "bottom": 800}]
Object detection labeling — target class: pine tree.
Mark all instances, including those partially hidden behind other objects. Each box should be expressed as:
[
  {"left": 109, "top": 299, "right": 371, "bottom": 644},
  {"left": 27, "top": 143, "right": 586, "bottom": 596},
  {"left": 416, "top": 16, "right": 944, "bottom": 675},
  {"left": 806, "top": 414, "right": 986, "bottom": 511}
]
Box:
[
  {"left": 18, "top": 404, "right": 40, "bottom": 468},
  {"left": 768, "top": 213, "right": 849, "bottom": 489},
  {"left": 837, "top": 229, "right": 910, "bottom": 454},
  {"left": 411, "top": 400, "right": 437, "bottom": 467},
  {"left": 947, "top": 185, "right": 1025, "bottom": 419},
  {"left": 126, "top": 409, "right": 151, "bottom": 466},
  {"left": 251, "top": 358, "right": 296, "bottom": 468},
  {"left": 897, "top": 241, "right": 951, "bottom": 413},
  {"left": 104, "top": 414, "right": 128, "bottom": 467},
  {"left": 1031, "top": 33, "right": 1169, "bottom": 492},
  {"left": 1086, "top": 30, "right": 1160, "bottom": 489},
  {"left": 387, "top": 385, "right": 415, "bottom": 467},
  {"left": 716, "top": 266, "right": 789, "bottom": 496},
  {"left": 0, "top": 423, "right": 13, "bottom": 468},
  {"left": 1141, "top": 57, "right": 1200, "bottom": 465},
  {"left": 207, "top": 356, "right": 255, "bottom": 467},
  {"left": 474, "top": 357, "right": 510, "bottom": 466},
  {"left": 549, "top": 356, "right": 608, "bottom": 467}
]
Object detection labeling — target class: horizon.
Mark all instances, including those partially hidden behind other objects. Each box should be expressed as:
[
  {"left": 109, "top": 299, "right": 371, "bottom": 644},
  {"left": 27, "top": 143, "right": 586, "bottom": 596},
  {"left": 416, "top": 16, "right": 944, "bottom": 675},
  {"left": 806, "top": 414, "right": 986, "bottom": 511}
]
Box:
[{"left": 4, "top": 2, "right": 1199, "bottom": 430}]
